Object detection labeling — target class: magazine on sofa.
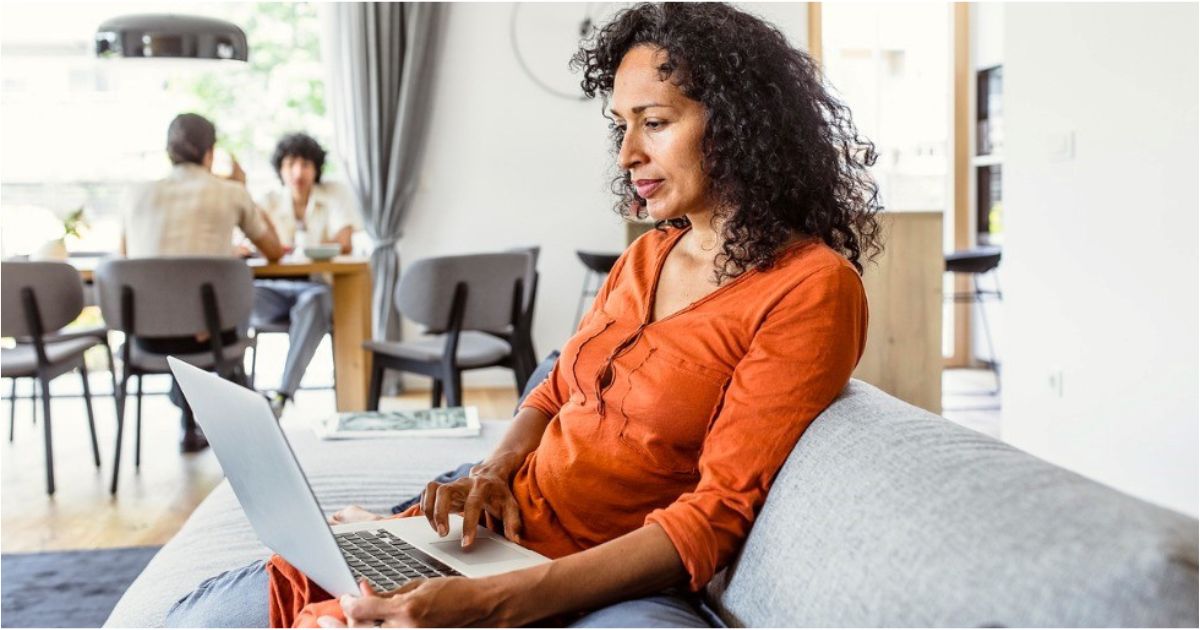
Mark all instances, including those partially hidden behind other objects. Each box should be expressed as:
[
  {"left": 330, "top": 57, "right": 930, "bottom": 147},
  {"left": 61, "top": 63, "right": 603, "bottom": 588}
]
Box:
[{"left": 314, "top": 406, "right": 481, "bottom": 440}]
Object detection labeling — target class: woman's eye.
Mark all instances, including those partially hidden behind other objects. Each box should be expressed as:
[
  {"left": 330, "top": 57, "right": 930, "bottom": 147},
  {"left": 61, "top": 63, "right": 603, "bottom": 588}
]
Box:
[{"left": 645, "top": 120, "right": 665, "bottom": 130}]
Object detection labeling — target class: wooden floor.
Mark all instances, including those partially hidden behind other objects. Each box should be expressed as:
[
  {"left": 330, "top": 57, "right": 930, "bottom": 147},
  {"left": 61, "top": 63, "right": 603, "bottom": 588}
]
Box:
[{"left": 0, "top": 377, "right": 518, "bottom": 554}]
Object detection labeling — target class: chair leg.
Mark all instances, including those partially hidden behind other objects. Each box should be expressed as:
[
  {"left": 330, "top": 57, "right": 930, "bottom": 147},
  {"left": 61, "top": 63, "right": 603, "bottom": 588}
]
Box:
[
  {"left": 134, "top": 375, "right": 143, "bottom": 470},
  {"left": 110, "top": 370, "right": 129, "bottom": 495},
  {"left": 38, "top": 374, "right": 55, "bottom": 496},
  {"left": 31, "top": 378, "right": 38, "bottom": 425},
  {"left": 9, "top": 378, "right": 17, "bottom": 442},
  {"left": 446, "top": 371, "right": 463, "bottom": 408},
  {"left": 431, "top": 379, "right": 443, "bottom": 408},
  {"left": 367, "top": 361, "right": 384, "bottom": 411},
  {"left": 248, "top": 335, "right": 259, "bottom": 389},
  {"left": 104, "top": 341, "right": 119, "bottom": 422},
  {"left": 80, "top": 361, "right": 101, "bottom": 468},
  {"left": 974, "top": 276, "right": 1000, "bottom": 395},
  {"left": 510, "top": 357, "right": 527, "bottom": 396}
]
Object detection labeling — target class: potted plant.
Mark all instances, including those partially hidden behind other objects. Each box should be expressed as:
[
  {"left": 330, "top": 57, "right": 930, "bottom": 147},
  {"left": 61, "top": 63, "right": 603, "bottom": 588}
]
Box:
[{"left": 32, "top": 207, "right": 88, "bottom": 261}]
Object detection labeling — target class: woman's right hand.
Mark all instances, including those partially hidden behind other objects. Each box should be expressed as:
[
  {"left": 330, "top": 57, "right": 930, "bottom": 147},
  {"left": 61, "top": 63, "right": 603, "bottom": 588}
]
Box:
[{"left": 421, "top": 456, "right": 524, "bottom": 548}]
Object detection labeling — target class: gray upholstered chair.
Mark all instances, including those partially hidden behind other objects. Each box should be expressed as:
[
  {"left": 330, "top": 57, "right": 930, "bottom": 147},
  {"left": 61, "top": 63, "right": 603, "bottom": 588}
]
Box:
[
  {"left": 1, "top": 261, "right": 110, "bottom": 495},
  {"left": 94, "top": 257, "right": 256, "bottom": 494},
  {"left": 482, "top": 246, "right": 539, "bottom": 384},
  {"left": 365, "top": 252, "right": 529, "bottom": 409}
]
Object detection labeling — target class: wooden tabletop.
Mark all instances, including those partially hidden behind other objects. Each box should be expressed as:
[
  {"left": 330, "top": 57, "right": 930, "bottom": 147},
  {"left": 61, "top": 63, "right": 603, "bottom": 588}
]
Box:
[{"left": 248, "top": 256, "right": 370, "bottom": 276}]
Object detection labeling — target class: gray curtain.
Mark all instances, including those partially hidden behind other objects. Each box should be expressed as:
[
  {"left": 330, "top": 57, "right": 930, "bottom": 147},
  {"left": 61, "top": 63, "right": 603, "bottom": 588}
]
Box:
[{"left": 321, "top": 3, "right": 443, "bottom": 354}]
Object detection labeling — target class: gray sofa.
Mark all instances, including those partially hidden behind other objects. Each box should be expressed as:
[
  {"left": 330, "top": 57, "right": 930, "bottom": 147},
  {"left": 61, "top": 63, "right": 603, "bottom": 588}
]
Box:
[{"left": 105, "top": 380, "right": 1198, "bottom": 627}]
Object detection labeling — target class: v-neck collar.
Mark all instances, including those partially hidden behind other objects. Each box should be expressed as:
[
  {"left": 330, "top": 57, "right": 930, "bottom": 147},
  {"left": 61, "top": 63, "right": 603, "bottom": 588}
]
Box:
[{"left": 644, "top": 226, "right": 757, "bottom": 325}]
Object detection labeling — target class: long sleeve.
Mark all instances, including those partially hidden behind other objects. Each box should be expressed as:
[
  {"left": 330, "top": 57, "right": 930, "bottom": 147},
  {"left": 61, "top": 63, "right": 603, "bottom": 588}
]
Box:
[{"left": 644, "top": 262, "right": 869, "bottom": 590}]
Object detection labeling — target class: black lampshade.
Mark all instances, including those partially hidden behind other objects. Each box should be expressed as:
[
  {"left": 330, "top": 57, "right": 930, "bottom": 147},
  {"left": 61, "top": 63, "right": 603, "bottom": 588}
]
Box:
[{"left": 95, "top": 14, "right": 248, "bottom": 62}]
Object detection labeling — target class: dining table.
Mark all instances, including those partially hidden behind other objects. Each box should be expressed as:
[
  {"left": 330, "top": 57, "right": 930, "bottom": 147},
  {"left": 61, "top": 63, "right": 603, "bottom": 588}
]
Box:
[{"left": 72, "top": 255, "right": 373, "bottom": 411}]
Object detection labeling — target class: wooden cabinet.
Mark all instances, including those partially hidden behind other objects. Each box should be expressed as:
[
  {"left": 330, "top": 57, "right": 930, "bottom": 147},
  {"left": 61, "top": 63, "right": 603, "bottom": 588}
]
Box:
[{"left": 853, "top": 211, "right": 944, "bottom": 413}]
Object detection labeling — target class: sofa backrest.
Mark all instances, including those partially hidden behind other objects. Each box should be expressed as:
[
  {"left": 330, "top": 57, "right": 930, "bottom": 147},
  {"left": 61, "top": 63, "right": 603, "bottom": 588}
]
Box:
[{"left": 705, "top": 380, "right": 1198, "bottom": 627}]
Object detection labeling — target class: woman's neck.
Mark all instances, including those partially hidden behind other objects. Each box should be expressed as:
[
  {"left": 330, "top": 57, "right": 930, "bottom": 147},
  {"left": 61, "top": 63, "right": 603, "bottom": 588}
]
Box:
[{"left": 682, "top": 209, "right": 724, "bottom": 261}]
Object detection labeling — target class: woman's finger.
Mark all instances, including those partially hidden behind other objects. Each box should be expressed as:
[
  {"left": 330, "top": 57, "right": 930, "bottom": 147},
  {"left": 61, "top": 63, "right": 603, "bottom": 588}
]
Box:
[
  {"left": 433, "top": 483, "right": 460, "bottom": 537},
  {"left": 460, "top": 482, "right": 487, "bottom": 547},
  {"left": 421, "top": 481, "right": 440, "bottom": 533}
]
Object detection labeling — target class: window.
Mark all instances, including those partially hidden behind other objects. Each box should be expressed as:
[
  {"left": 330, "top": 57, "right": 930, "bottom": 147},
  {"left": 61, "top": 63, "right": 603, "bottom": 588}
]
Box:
[
  {"left": 820, "top": 2, "right": 951, "bottom": 212},
  {"left": 0, "top": 2, "right": 329, "bottom": 256}
]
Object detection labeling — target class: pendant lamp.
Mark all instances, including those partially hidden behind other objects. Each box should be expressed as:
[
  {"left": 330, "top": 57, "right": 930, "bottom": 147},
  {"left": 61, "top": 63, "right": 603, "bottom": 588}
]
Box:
[{"left": 95, "top": 14, "right": 248, "bottom": 62}]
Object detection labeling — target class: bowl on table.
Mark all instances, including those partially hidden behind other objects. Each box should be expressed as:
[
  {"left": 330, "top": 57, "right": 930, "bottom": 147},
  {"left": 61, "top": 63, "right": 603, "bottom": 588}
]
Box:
[{"left": 303, "top": 245, "right": 341, "bottom": 261}]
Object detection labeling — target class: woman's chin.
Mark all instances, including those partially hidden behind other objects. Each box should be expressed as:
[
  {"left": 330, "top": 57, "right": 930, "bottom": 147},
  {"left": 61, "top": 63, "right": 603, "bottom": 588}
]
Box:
[{"left": 644, "top": 202, "right": 681, "bottom": 223}]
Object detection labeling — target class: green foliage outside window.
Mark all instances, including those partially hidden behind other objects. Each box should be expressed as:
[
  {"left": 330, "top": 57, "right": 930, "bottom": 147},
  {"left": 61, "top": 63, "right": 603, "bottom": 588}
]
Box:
[{"left": 167, "top": 2, "right": 332, "bottom": 183}]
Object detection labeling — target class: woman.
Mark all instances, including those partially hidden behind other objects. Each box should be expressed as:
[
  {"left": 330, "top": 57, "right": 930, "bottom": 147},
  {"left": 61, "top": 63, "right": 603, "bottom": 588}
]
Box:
[
  {"left": 252, "top": 133, "right": 363, "bottom": 416},
  {"left": 167, "top": 3, "right": 881, "bottom": 627}
]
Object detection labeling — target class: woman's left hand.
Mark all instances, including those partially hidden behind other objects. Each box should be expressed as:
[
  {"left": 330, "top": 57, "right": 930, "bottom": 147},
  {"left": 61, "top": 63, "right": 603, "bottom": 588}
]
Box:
[{"left": 318, "top": 577, "right": 506, "bottom": 628}]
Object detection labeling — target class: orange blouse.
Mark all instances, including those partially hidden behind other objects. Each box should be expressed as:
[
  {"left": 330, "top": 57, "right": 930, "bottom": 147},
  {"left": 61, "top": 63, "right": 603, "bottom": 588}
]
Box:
[{"left": 267, "top": 226, "right": 868, "bottom": 626}]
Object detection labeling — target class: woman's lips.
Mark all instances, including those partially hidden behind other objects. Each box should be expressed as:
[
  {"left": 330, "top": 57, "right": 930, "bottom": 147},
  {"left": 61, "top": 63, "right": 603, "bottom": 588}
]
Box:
[{"left": 635, "top": 179, "right": 664, "bottom": 198}]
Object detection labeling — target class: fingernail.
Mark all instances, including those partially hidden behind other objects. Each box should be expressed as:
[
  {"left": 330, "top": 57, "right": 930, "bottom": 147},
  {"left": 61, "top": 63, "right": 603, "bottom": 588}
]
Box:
[{"left": 461, "top": 537, "right": 469, "bottom": 548}]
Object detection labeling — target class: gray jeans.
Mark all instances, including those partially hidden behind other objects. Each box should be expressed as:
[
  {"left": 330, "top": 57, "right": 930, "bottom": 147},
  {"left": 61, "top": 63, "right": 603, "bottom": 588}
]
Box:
[
  {"left": 164, "top": 559, "right": 723, "bottom": 627},
  {"left": 252, "top": 279, "right": 332, "bottom": 397}
]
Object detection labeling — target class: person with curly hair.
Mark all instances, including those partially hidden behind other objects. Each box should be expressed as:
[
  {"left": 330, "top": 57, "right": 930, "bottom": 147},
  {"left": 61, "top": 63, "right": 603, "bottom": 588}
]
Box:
[
  {"left": 166, "top": 3, "right": 881, "bottom": 627},
  {"left": 252, "top": 133, "right": 363, "bottom": 417}
]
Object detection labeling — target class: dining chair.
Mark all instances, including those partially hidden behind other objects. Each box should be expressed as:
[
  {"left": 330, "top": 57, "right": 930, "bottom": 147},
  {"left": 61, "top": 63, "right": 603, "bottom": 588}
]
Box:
[
  {"left": 364, "top": 252, "right": 530, "bottom": 409},
  {"left": 94, "top": 257, "right": 256, "bottom": 494},
  {"left": 1, "top": 261, "right": 112, "bottom": 495},
  {"left": 480, "top": 246, "right": 540, "bottom": 386}
]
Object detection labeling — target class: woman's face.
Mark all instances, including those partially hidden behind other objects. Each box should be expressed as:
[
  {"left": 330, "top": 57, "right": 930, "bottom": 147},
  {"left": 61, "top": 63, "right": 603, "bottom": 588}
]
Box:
[
  {"left": 610, "top": 45, "right": 711, "bottom": 222},
  {"left": 281, "top": 155, "right": 317, "bottom": 195}
]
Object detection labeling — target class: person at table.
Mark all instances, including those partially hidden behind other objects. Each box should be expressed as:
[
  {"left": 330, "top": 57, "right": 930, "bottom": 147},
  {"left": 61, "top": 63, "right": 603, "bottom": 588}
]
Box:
[
  {"left": 252, "top": 132, "right": 363, "bottom": 418},
  {"left": 165, "top": 2, "right": 881, "bottom": 626},
  {"left": 122, "top": 112, "right": 285, "bottom": 451}
]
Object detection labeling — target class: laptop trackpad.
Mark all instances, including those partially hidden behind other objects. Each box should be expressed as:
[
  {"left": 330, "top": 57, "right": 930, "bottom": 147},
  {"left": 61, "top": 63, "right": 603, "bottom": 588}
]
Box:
[{"left": 428, "top": 539, "right": 524, "bottom": 565}]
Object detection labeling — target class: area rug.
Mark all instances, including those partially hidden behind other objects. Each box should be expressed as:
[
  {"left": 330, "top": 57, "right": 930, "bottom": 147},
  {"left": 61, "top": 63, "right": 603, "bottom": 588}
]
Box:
[{"left": 2, "top": 545, "right": 160, "bottom": 628}]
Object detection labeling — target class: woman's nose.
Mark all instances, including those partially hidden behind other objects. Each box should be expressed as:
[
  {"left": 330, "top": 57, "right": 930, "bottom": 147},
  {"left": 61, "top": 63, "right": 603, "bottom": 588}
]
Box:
[{"left": 618, "top": 131, "right": 646, "bottom": 171}]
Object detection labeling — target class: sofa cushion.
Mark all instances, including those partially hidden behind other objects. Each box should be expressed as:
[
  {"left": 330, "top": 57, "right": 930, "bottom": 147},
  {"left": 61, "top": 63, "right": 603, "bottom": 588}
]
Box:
[{"left": 704, "top": 380, "right": 1199, "bottom": 627}]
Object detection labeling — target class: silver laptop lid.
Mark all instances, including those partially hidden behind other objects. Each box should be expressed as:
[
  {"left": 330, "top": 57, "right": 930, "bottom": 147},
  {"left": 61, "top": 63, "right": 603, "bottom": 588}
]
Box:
[{"left": 168, "top": 357, "right": 359, "bottom": 596}]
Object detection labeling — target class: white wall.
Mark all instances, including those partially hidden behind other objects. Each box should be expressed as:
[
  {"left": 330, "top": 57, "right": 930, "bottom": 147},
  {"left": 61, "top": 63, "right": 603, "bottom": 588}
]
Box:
[
  {"left": 399, "top": 3, "right": 806, "bottom": 390},
  {"left": 1000, "top": 3, "right": 1198, "bottom": 516}
]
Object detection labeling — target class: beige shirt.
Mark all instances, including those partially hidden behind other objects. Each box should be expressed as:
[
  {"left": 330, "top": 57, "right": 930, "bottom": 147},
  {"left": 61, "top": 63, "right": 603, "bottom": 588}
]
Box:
[
  {"left": 258, "top": 181, "right": 362, "bottom": 248},
  {"left": 124, "top": 163, "right": 268, "bottom": 257}
]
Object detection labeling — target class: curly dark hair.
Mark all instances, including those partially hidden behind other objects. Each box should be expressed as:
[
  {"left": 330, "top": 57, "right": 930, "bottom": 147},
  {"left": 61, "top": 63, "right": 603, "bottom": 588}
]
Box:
[
  {"left": 571, "top": 2, "right": 883, "bottom": 278},
  {"left": 270, "top": 133, "right": 327, "bottom": 184}
]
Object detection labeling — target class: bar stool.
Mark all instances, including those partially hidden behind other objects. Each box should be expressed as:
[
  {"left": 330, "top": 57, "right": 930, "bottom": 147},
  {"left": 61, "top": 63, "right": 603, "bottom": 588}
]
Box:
[
  {"left": 945, "top": 246, "right": 1003, "bottom": 393},
  {"left": 573, "top": 251, "right": 621, "bottom": 330}
]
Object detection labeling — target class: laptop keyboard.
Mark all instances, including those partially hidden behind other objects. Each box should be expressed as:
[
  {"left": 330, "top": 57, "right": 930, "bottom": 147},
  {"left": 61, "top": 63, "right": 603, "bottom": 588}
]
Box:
[{"left": 335, "top": 529, "right": 462, "bottom": 592}]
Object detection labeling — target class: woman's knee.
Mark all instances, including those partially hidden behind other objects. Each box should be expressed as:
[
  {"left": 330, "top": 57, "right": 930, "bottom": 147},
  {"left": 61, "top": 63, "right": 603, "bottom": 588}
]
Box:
[{"left": 164, "top": 560, "right": 270, "bottom": 628}]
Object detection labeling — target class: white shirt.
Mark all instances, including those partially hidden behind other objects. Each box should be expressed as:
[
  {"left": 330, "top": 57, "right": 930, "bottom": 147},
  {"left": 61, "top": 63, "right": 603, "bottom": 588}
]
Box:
[
  {"left": 124, "top": 163, "right": 268, "bottom": 257},
  {"left": 258, "top": 181, "right": 362, "bottom": 248}
]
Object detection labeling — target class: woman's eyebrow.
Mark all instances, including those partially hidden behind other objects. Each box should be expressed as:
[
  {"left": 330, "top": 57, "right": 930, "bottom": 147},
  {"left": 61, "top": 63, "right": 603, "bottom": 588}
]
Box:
[{"left": 608, "top": 103, "right": 671, "bottom": 117}]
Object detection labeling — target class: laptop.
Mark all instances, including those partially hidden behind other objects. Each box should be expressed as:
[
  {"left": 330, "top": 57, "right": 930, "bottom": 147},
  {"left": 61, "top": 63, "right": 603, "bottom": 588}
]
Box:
[{"left": 168, "top": 357, "right": 550, "bottom": 597}]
